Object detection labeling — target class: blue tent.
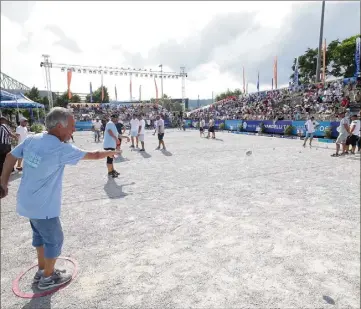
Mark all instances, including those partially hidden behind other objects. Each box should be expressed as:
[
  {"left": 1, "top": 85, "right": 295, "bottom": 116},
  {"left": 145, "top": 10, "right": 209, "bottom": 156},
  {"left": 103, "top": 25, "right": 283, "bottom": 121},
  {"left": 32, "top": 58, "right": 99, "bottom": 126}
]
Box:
[{"left": 0, "top": 90, "right": 45, "bottom": 108}]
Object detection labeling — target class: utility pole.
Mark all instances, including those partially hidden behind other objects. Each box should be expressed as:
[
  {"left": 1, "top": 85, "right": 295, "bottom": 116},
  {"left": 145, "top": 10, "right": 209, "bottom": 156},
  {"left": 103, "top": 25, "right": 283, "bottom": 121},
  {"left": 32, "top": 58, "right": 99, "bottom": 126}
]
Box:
[{"left": 315, "top": 0, "right": 326, "bottom": 83}]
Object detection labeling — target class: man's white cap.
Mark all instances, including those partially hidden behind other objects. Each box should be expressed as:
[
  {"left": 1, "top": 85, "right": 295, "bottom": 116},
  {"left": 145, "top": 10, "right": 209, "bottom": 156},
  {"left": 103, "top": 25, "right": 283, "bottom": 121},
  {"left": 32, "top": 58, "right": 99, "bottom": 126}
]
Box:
[{"left": 20, "top": 117, "right": 28, "bottom": 122}]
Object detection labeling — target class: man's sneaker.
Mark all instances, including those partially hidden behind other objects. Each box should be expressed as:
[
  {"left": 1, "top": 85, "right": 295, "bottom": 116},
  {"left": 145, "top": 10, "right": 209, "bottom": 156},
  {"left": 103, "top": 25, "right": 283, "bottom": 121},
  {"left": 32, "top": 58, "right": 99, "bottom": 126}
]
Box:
[
  {"left": 108, "top": 171, "right": 118, "bottom": 178},
  {"left": 162, "top": 147, "right": 167, "bottom": 151},
  {"left": 38, "top": 269, "right": 72, "bottom": 290},
  {"left": 130, "top": 145, "right": 135, "bottom": 148},
  {"left": 139, "top": 149, "right": 145, "bottom": 152},
  {"left": 113, "top": 170, "right": 120, "bottom": 176},
  {"left": 33, "top": 269, "right": 44, "bottom": 283},
  {"left": 156, "top": 146, "right": 160, "bottom": 150}
]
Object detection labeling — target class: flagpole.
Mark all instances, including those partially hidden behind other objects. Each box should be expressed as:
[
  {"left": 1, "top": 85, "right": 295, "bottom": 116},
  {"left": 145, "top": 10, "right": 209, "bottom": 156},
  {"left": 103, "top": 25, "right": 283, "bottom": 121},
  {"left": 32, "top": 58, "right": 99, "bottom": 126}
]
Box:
[
  {"left": 316, "top": 0, "right": 326, "bottom": 83},
  {"left": 322, "top": 38, "right": 326, "bottom": 83}
]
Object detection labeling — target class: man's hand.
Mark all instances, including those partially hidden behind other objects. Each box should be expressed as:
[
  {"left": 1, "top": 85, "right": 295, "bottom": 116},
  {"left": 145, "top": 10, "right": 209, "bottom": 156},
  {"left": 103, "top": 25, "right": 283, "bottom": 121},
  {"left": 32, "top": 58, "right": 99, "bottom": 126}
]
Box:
[{"left": 0, "top": 184, "right": 8, "bottom": 199}]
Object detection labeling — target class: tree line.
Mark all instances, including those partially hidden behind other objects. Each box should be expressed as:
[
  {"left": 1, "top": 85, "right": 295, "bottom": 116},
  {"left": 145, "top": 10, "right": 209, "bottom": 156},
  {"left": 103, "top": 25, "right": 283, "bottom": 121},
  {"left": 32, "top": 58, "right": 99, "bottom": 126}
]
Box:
[{"left": 290, "top": 34, "right": 360, "bottom": 84}]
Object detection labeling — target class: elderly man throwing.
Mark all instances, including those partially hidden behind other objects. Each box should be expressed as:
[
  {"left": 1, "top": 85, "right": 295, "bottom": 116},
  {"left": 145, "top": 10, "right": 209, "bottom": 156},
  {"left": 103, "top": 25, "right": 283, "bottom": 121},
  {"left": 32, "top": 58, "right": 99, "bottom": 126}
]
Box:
[{"left": 0, "top": 107, "right": 120, "bottom": 290}]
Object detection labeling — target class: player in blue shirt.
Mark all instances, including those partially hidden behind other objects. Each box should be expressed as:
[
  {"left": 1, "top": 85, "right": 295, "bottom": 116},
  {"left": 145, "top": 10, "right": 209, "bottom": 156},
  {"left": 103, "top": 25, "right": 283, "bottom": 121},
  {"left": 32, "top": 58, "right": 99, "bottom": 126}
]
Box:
[{"left": 0, "top": 107, "right": 120, "bottom": 290}]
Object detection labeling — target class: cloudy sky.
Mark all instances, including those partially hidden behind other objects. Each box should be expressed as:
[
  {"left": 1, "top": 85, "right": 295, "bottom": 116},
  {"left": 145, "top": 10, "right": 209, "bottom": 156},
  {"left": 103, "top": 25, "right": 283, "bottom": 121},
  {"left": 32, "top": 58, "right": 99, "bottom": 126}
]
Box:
[{"left": 1, "top": 1, "right": 359, "bottom": 101}]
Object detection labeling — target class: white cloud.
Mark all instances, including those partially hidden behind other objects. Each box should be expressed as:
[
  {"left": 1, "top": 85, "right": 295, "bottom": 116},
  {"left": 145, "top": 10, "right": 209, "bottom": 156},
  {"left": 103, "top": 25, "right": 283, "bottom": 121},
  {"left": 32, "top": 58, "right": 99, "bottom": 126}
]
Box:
[{"left": 2, "top": 1, "right": 349, "bottom": 102}]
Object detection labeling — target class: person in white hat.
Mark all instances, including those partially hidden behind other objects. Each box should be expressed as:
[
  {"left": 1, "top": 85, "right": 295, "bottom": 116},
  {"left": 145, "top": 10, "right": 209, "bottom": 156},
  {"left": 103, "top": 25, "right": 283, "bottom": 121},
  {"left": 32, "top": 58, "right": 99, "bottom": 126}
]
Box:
[{"left": 15, "top": 117, "right": 28, "bottom": 171}]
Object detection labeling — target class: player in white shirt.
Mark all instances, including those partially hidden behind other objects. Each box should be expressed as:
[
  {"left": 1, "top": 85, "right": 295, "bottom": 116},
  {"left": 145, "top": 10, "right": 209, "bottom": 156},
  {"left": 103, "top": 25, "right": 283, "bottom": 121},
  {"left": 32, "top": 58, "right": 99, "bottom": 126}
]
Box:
[
  {"left": 346, "top": 114, "right": 360, "bottom": 154},
  {"left": 15, "top": 117, "right": 28, "bottom": 171},
  {"left": 153, "top": 119, "right": 158, "bottom": 136},
  {"left": 199, "top": 119, "right": 205, "bottom": 137},
  {"left": 156, "top": 115, "right": 166, "bottom": 150},
  {"left": 137, "top": 114, "right": 146, "bottom": 151},
  {"left": 303, "top": 116, "right": 319, "bottom": 148},
  {"left": 129, "top": 114, "right": 140, "bottom": 148},
  {"left": 92, "top": 118, "right": 102, "bottom": 142}
]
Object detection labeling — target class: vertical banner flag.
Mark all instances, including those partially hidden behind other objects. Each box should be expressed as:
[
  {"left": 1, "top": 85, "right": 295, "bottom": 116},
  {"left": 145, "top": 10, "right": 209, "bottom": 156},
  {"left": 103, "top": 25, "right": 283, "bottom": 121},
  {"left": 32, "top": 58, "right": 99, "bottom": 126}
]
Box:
[
  {"left": 67, "top": 69, "right": 72, "bottom": 100},
  {"left": 272, "top": 78, "right": 274, "bottom": 90},
  {"left": 101, "top": 72, "right": 104, "bottom": 102},
  {"left": 257, "top": 72, "right": 260, "bottom": 92},
  {"left": 129, "top": 74, "right": 133, "bottom": 101},
  {"left": 294, "top": 57, "right": 299, "bottom": 87},
  {"left": 139, "top": 85, "right": 142, "bottom": 102},
  {"left": 115, "top": 85, "right": 118, "bottom": 101},
  {"left": 154, "top": 77, "right": 158, "bottom": 103},
  {"left": 322, "top": 39, "right": 326, "bottom": 83},
  {"left": 89, "top": 82, "right": 93, "bottom": 103},
  {"left": 242, "top": 67, "right": 245, "bottom": 94},
  {"left": 355, "top": 37, "right": 361, "bottom": 77},
  {"left": 273, "top": 56, "right": 278, "bottom": 89}
]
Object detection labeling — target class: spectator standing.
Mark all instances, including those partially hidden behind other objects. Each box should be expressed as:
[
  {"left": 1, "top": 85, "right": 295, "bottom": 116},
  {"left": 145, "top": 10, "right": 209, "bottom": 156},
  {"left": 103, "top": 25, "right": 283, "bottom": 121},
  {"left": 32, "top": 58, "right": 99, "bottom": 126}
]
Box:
[
  {"left": 15, "top": 117, "right": 28, "bottom": 171},
  {"left": 0, "top": 116, "right": 17, "bottom": 176}
]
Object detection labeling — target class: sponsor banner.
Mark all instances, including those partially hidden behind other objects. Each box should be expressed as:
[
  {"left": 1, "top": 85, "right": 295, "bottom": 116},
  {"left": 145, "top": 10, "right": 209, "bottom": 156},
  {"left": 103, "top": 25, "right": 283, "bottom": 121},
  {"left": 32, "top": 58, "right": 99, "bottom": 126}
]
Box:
[
  {"left": 241, "top": 120, "right": 292, "bottom": 134},
  {"left": 214, "top": 120, "right": 225, "bottom": 129},
  {"left": 264, "top": 120, "right": 292, "bottom": 134},
  {"left": 225, "top": 119, "right": 242, "bottom": 130},
  {"left": 75, "top": 121, "right": 93, "bottom": 131},
  {"left": 292, "top": 121, "right": 340, "bottom": 137},
  {"left": 184, "top": 119, "right": 192, "bottom": 127}
]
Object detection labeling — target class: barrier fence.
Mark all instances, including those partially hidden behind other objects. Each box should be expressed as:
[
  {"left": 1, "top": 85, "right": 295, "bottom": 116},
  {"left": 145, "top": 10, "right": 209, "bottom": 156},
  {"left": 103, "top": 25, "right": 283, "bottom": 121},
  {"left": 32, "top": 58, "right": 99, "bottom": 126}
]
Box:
[
  {"left": 185, "top": 119, "right": 340, "bottom": 138},
  {"left": 76, "top": 119, "right": 340, "bottom": 138}
]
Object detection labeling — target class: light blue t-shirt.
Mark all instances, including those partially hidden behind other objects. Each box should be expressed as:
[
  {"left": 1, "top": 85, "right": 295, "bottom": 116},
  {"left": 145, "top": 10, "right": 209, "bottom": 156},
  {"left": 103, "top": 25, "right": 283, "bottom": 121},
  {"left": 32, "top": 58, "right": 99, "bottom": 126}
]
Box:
[
  {"left": 103, "top": 121, "right": 117, "bottom": 149},
  {"left": 11, "top": 133, "right": 86, "bottom": 219}
]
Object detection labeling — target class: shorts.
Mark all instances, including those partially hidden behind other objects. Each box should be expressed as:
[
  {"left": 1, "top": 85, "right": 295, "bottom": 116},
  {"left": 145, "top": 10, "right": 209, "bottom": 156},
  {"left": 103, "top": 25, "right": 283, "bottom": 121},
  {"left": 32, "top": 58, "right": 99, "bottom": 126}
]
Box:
[
  {"left": 158, "top": 133, "right": 164, "bottom": 141},
  {"left": 138, "top": 134, "right": 144, "bottom": 142},
  {"left": 346, "top": 134, "right": 359, "bottom": 147},
  {"left": 30, "top": 217, "right": 64, "bottom": 259},
  {"left": 200, "top": 127, "right": 204, "bottom": 132},
  {"left": 104, "top": 147, "right": 115, "bottom": 164},
  {"left": 130, "top": 131, "right": 138, "bottom": 137},
  {"left": 208, "top": 126, "right": 215, "bottom": 133},
  {"left": 336, "top": 133, "right": 348, "bottom": 144},
  {"left": 305, "top": 132, "right": 314, "bottom": 138}
]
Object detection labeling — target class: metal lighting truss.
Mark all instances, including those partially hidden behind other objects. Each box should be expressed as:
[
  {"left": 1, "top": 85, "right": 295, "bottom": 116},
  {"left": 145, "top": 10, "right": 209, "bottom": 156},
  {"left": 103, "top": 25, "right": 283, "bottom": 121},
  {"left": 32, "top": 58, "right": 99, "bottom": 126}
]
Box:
[
  {"left": 40, "top": 55, "right": 188, "bottom": 109},
  {"left": 0, "top": 72, "right": 31, "bottom": 91}
]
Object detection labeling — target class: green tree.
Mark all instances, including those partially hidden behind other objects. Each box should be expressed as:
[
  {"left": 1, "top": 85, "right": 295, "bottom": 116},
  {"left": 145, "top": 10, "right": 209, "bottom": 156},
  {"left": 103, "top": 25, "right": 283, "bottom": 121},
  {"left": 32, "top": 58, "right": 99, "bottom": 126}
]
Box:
[
  {"left": 215, "top": 88, "right": 243, "bottom": 102},
  {"left": 24, "top": 86, "right": 41, "bottom": 102},
  {"left": 290, "top": 34, "right": 360, "bottom": 83},
  {"left": 85, "top": 86, "right": 110, "bottom": 103},
  {"left": 328, "top": 35, "right": 359, "bottom": 78},
  {"left": 290, "top": 48, "right": 318, "bottom": 84}
]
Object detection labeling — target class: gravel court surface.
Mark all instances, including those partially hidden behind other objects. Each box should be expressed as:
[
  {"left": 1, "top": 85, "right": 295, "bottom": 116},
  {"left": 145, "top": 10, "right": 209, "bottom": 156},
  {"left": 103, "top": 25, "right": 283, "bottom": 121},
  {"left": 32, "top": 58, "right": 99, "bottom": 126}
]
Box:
[{"left": 1, "top": 129, "right": 360, "bottom": 309}]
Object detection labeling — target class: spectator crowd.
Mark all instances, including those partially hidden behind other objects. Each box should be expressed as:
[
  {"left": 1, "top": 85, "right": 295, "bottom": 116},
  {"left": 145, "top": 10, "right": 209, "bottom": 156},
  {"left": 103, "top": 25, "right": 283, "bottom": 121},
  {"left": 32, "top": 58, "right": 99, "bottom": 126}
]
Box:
[{"left": 188, "top": 79, "right": 360, "bottom": 122}]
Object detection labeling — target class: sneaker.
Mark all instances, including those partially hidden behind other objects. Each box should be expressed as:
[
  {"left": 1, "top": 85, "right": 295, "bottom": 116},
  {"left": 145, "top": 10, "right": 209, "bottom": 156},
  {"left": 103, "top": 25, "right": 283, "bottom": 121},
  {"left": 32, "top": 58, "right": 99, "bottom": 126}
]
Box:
[
  {"left": 108, "top": 171, "right": 118, "bottom": 178},
  {"left": 155, "top": 146, "right": 160, "bottom": 150},
  {"left": 33, "top": 269, "right": 44, "bottom": 283},
  {"left": 130, "top": 145, "right": 135, "bottom": 148},
  {"left": 113, "top": 170, "right": 120, "bottom": 176},
  {"left": 139, "top": 149, "right": 145, "bottom": 152},
  {"left": 38, "top": 269, "right": 72, "bottom": 290}
]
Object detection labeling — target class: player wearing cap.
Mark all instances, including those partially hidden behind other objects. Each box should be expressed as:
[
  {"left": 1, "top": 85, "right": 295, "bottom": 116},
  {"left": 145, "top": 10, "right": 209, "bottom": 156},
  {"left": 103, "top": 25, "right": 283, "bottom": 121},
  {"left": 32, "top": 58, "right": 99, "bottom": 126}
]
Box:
[
  {"left": 15, "top": 117, "right": 28, "bottom": 171},
  {"left": 92, "top": 118, "right": 102, "bottom": 143}
]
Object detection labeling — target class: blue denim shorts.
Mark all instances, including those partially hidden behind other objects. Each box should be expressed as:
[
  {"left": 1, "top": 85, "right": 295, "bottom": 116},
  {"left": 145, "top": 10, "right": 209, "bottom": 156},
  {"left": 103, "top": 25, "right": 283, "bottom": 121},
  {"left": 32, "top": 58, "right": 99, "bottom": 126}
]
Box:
[
  {"left": 30, "top": 217, "right": 64, "bottom": 259},
  {"left": 305, "top": 132, "right": 314, "bottom": 138}
]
